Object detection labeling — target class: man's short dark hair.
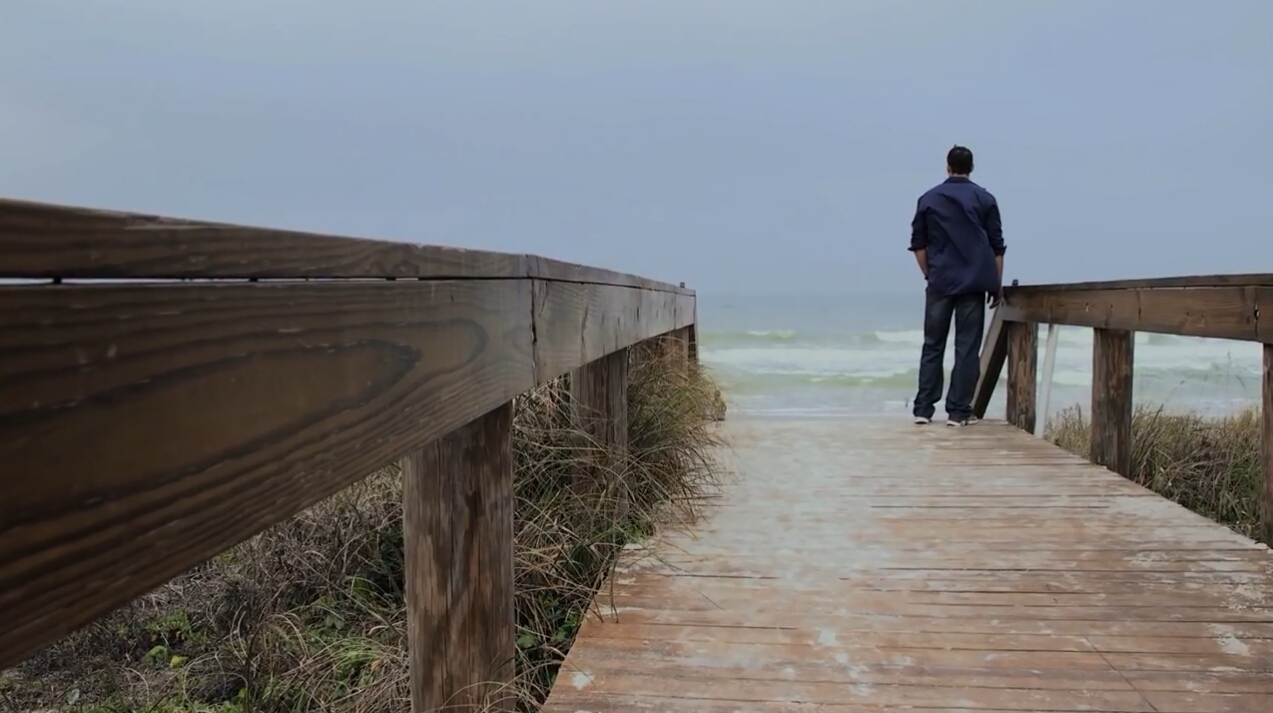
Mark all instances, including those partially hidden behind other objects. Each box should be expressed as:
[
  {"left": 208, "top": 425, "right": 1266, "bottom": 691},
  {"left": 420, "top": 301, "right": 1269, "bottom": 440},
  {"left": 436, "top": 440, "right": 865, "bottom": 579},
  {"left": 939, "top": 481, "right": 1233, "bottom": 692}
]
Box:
[{"left": 947, "top": 145, "right": 974, "bottom": 175}]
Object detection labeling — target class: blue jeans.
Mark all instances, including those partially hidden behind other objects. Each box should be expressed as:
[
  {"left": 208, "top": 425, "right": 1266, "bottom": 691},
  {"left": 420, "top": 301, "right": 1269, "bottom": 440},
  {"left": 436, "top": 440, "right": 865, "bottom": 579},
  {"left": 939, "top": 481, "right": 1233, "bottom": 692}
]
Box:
[{"left": 913, "top": 290, "right": 985, "bottom": 421}]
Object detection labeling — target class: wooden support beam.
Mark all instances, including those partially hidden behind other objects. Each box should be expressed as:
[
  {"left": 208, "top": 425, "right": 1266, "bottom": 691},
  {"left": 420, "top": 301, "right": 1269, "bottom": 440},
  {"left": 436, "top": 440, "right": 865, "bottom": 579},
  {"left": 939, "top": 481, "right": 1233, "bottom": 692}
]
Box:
[
  {"left": 670, "top": 326, "right": 693, "bottom": 364},
  {"left": 686, "top": 304, "right": 699, "bottom": 364},
  {"left": 571, "top": 349, "right": 631, "bottom": 517},
  {"left": 1091, "top": 328, "right": 1134, "bottom": 477},
  {"left": 1006, "top": 321, "right": 1038, "bottom": 433},
  {"left": 972, "top": 308, "right": 1008, "bottom": 420},
  {"left": 648, "top": 328, "right": 689, "bottom": 363},
  {"left": 403, "top": 403, "right": 516, "bottom": 713},
  {"left": 571, "top": 349, "right": 630, "bottom": 457},
  {"left": 1263, "top": 344, "right": 1273, "bottom": 546}
]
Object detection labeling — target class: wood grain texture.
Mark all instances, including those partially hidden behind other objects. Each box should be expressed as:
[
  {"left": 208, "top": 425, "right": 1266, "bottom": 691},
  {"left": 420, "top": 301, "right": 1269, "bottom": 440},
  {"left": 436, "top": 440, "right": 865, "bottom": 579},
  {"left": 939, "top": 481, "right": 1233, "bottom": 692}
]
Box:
[
  {"left": 1011, "top": 273, "right": 1273, "bottom": 292},
  {"left": 1006, "top": 321, "right": 1038, "bottom": 433},
  {"left": 524, "top": 254, "right": 692, "bottom": 295},
  {"left": 1003, "top": 286, "right": 1260, "bottom": 341},
  {"left": 403, "top": 404, "right": 515, "bottom": 713},
  {"left": 0, "top": 197, "right": 524, "bottom": 280},
  {"left": 571, "top": 350, "right": 629, "bottom": 459},
  {"left": 1263, "top": 344, "right": 1272, "bottom": 546},
  {"left": 1092, "top": 328, "right": 1134, "bottom": 477},
  {"left": 1258, "top": 288, "right": 1273, "bottom": 343},
  {"left": 0, "top": 280, "right": 533, "bottom": 667},
  {"left": 531, "top": 280, "right": 693, "bottom": 383},
  {"left": 571, "top": 350, "right": 630, "bottom": 518},
  {"left": 972, "top": 307, "right": 1007, "bottom": 419},
  {"left": 0, "top": 277, "right": 694, "bottom": 668},
  {"left": 0, "top": 197, "right": 691, "bottom": 293},
  {"left": 543, "top": 419, "right": 1273, "bottom": 712}
]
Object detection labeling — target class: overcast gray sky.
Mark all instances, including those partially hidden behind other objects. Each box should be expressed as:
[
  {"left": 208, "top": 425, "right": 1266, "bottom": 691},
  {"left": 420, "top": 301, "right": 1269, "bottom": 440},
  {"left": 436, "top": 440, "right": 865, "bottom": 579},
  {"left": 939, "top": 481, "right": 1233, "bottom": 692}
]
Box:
[{"left": 3, "top": 1, "right": 1269, "bottom": 294}]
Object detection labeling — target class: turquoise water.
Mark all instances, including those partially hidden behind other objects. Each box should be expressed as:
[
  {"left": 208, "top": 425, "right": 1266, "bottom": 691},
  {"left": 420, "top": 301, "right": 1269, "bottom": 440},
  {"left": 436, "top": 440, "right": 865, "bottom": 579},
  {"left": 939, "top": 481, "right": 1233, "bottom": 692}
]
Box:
[{"left": 698, "top": 292, "right": 1263, "bottom": 421}]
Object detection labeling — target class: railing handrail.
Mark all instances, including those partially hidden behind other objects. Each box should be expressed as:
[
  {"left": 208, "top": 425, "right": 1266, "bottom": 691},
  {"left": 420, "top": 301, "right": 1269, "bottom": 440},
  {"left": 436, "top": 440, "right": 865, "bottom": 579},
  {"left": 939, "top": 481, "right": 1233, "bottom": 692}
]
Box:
[
  {"left": 1006, "top": 272, "right": 1273, "bottom": 293},
  {"left": 0, "top": 198, "right": 698, "bottom": 712},
  {"left": 997, "top": 274, "right": 1272, "bottom": 343},
  {"left": 0, "top": 196, "right": 693, "bottom": 294}
]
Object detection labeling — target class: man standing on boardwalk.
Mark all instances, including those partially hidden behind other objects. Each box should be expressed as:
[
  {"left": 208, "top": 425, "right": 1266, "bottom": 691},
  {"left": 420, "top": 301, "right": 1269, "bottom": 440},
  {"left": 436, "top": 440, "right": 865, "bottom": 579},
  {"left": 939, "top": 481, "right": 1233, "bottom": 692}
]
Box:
[{"left": 907, "top": 145, "right": 1005, "bottom": 427}]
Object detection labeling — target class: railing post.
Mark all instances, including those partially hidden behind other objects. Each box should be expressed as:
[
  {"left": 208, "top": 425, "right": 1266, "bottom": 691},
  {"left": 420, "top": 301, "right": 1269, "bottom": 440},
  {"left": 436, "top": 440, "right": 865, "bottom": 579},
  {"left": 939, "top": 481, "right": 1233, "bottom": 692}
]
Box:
[
  {"left": 671, "top": 326, "right": 693, "bottom": 364},
  {"left": 1262, "top": 343, "right": 1272, "bottom": 546},
  {"left": 1006, "top": 321, "right": 1038, "bottom": 433},
  {"left": 649, "top": 328, "right": 687, "bottom": 363},
  {"left": 1091, "top": 328, "right": 1134, "bottom": 477},
  {"left": 571, "top": 349, "right": 630, "bottom": 517},
  {"left": 402, "top": 403, "right": 516, "bottom": 713}
]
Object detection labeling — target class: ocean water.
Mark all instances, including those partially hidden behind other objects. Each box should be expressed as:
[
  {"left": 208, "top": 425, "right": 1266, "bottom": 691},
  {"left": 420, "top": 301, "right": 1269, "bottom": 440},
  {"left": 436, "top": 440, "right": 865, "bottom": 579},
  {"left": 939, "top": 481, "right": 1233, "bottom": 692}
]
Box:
[{"left": 698, "top": 292, "right": 1263, "bottom": 422}]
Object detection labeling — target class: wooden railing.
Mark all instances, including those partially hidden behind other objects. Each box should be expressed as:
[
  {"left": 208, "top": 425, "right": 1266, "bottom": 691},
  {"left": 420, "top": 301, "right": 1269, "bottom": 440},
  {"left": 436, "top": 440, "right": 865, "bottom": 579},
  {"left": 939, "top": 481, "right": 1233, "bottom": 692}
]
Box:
[
  {"left": 0, "top": 198, "right": 698, "bottom": 711},
  {"left": 973, "top": 274, "right": 1273, "bottom": 542}
]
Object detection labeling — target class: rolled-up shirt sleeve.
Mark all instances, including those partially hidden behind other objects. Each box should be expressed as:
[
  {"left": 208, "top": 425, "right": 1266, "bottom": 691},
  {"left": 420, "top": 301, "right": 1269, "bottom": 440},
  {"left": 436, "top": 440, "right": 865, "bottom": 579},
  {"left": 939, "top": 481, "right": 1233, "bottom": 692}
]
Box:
[
  {"left": 909, "top": 199, "right": 928, "bottom": 252},
  {"left": 983, "top": 194, "right": 1006, "bottom": 256}
]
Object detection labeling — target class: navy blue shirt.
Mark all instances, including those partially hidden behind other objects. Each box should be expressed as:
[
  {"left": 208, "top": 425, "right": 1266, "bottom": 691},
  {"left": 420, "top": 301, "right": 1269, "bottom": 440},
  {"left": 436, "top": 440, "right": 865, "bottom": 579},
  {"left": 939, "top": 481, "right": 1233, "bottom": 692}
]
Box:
[{"left": 909, "top": 177, "right": 1005, "bottom": 296}]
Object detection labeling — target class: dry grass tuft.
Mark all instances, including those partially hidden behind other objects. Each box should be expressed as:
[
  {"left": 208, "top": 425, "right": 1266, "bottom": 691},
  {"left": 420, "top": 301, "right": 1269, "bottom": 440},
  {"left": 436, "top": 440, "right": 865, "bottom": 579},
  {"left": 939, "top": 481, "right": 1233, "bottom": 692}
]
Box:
[
  {"left": 1, "top": 347, "right": 726, "bottom": 713},
  {"left": 1046, "top": 404, "right": 1264, "bottom": 541}
]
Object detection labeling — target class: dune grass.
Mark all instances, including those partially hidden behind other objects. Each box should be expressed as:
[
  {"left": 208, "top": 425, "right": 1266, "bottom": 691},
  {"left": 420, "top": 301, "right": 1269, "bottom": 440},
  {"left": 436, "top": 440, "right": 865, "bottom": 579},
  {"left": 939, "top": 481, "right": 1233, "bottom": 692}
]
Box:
[
  {"left": 1046, "top": 404, "right": 1265, "bottom": 542},
  {"left": 0, "top": 347, "right": 726, "bottom": 713}
]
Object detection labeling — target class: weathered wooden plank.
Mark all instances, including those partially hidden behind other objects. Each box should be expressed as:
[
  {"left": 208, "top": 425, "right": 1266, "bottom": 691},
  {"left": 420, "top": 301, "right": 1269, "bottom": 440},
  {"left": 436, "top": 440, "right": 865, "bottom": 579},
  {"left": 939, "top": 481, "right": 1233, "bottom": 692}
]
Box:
[
  {"left": 571, "top": 349, "right": 630, "bottom": 519},
  {"left": 0, "top": 197, "right": 525, "bottom": 280},
  {"left": 530, "top": 280, "right": 692, "bottom": 382},
  {"left": 1012, "top": 273, "right": 1273, "bottom": 292},
  {"left": 971, "top": 306, "right": 1007, "bottom": 419},
  {"left": 588, "top": 606, "right": 1273, "bottom": 639},
  {"left": 571, "top": 350, "right": 630, "bottom": 458},
  {"left": 578, "top": 622, "right": 1099, "bottom": 650},
  {"left": 1006, "top": 320, "right": 1037, "bottom": 432},
  {"left": 403, "top": 403, "right": 515, "bottom": 713},
  {"left": 558, "top": 676, "right": 1156, "bottom": 711},
  {"left": 604, "top": 582, "right": 1273, "bottom": 611},
  {"left": 668, "top": 326, "right": 693, "bottom": 362},
  {"left": 1258, "top": 288, "right": 1273, "bottom": 343},
  {"left": 0, "top": 277, "right": 690, "bottom": 668},
  {"left": 525, "top": 254, "right": 692, "bottom": 294},
  {"left": 1142, "top": 691, "right": 1273, "bottom": 713},
  {"left": 0, "top": 280, "right": 532, "bottom": 667},
  {"left": 1263, "top": 343, "right": 1273, "bottom": 546},
  {"left": 1092, "top": 328, "right": 1134, "bottom": 477},
  {"left": 1003, "top": 286, "right": 1260, "bottom": 341},
  {"left": 544, "top": 418, "right": 1273, "bottom": 712},
  {"left": 570, "top": 644, "right": 1129, "bottom": 682},
  {"left": 0, "top": 197, "right": 692, "bottom": 293}
]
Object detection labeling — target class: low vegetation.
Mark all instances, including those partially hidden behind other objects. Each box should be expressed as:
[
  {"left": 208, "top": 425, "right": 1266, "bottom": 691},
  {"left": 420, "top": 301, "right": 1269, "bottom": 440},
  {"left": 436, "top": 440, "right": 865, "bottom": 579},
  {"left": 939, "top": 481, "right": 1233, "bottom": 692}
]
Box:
[
  {"left": 1046, "top": 404, "right": 1264, "bottom": 541},
  {"left": 1, "top": 346, "right": 726, "bottom": 713}
]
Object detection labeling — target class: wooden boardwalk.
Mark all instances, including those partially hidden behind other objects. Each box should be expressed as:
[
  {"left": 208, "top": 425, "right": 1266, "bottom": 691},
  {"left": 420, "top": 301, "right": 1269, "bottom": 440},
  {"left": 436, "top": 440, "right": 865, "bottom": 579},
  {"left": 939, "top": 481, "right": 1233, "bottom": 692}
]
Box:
[
  {"left": 544, "top": 418, "right": 1273, "bottom": 713},
  {"left": 4, "top": 203, "right": 1272, "bottom": 713}
]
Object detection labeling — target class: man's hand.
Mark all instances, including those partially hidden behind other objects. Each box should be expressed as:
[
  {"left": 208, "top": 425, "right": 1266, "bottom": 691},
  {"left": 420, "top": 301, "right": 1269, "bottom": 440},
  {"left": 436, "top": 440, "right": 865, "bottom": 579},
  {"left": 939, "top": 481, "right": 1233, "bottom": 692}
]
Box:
[
  {"left": 987, "top": 289, "right": 1004, "bottom": 308},
  {"left": 912, "top": 248, "right": 929, "bottom": 280}
]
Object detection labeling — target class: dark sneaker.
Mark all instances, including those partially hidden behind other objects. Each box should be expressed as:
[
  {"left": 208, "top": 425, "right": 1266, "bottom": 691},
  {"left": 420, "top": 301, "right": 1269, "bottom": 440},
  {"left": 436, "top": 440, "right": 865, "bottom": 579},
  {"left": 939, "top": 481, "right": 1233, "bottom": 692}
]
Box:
[
  {"left": 946, "top": 416, "right": 980, "bottom": 428},
  {"left": 913, "top": 416, "right": 931, "bottom": 425}
]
